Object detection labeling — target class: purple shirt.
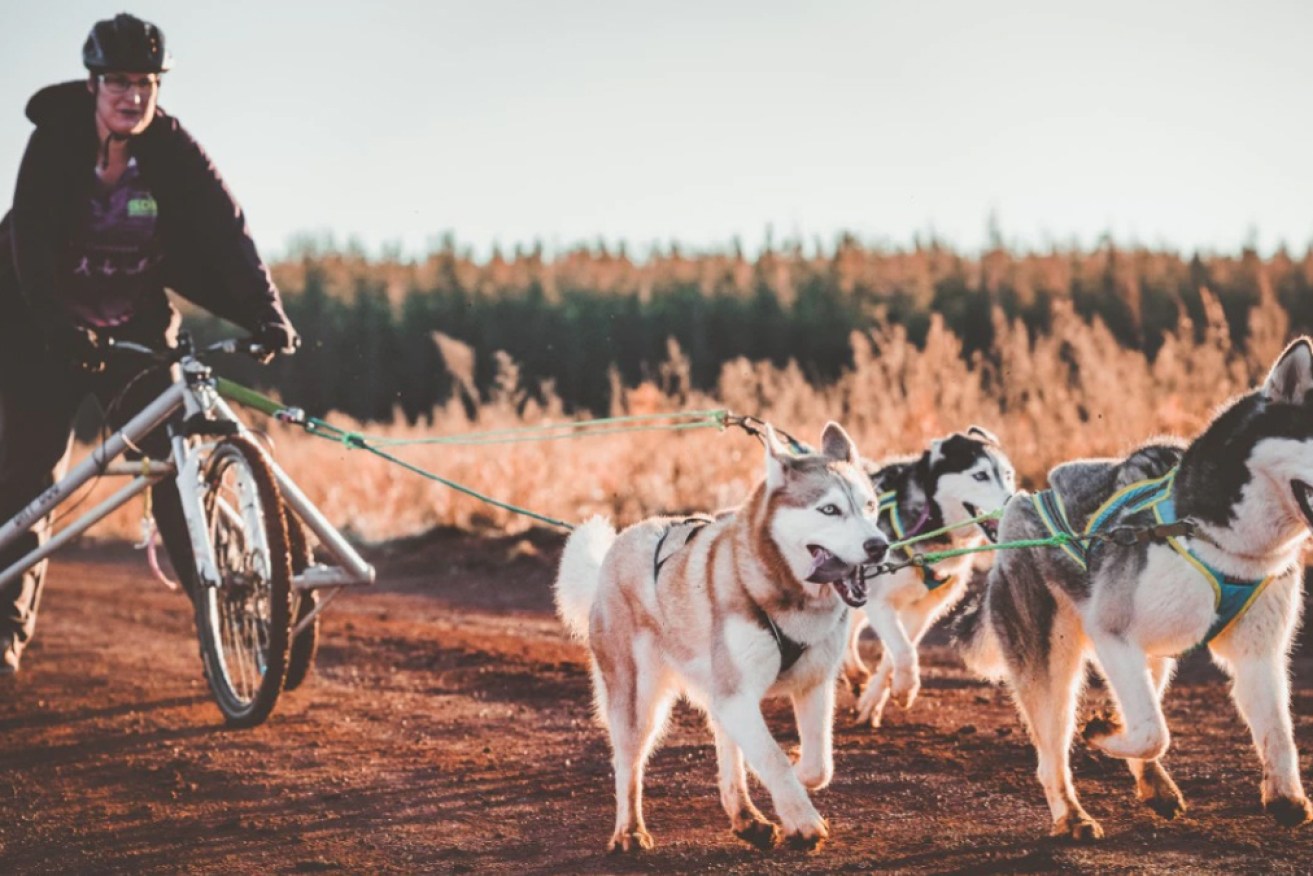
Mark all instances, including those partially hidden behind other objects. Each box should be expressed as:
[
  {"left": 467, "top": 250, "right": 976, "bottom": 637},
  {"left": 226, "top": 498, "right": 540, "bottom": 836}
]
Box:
[{"left": 60, "top": 158, "right": 164, "bottom": 328}]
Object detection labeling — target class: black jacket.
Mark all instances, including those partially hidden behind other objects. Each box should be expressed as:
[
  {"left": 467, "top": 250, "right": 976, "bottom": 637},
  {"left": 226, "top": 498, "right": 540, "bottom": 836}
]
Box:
[{"left": 0, "top": 81, "right": 291, "bottom": 346}]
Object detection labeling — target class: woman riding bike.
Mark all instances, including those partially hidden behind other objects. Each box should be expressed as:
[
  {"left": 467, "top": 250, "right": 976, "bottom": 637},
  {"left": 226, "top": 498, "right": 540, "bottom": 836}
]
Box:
[{"left": 0, "top": 13, "right": 299, "bottom": 675}]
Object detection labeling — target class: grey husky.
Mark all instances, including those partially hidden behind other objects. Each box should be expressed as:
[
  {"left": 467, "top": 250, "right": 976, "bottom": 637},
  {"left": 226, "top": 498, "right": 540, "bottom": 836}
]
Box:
[
  {"left": 955, "top": 337, "right": 1313, "bottom": 839},
  {"left": 843, "top": 427, "right": 1015, "bottom": 728}
]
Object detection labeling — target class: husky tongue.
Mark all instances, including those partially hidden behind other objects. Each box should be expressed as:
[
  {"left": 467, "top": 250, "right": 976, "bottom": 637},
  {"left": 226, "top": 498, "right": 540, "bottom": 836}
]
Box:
[{"left": 806, "top": 545, "right": 852, "bottom": 584}]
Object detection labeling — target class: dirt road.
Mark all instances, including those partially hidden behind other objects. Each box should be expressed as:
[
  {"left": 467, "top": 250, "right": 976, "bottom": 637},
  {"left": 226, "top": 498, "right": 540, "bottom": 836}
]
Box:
[{"left": 1, "top": 531, "right": 1311, "bottom": 874}]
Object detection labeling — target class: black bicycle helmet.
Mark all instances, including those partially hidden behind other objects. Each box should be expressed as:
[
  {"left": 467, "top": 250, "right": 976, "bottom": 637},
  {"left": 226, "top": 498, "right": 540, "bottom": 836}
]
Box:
[{"left": 83, "top": 13, "right": 173, "bottom": 74}]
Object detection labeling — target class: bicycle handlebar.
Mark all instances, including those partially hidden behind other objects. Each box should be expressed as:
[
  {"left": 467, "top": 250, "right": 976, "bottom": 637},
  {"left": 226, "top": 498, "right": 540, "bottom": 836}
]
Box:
[{"left": 105, "top": 335, "right": 275, "bottom": 363}]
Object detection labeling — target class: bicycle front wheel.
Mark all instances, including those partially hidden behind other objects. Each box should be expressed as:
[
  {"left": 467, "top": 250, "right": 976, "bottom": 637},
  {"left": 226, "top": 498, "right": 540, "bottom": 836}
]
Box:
[{"left": 194, "top": 436, "right": 293, "bottom": 727}]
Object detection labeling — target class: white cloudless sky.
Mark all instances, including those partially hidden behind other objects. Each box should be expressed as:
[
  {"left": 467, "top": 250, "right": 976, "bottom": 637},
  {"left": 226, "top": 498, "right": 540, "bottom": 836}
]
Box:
[{"left": 3, "top": 1, "right": 1311, "bottom": 260}]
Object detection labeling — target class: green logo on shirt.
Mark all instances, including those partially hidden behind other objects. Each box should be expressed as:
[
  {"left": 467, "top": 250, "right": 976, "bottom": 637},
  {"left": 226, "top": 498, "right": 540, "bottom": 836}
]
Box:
[{"left": 127, "top": 196, "right": 158, "bottom": 218}]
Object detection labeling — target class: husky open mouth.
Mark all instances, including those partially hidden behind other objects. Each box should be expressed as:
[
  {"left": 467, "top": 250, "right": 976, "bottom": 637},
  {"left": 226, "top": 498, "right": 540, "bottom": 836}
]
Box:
[
  {"left": 1292, "top": 480, "right": 1313, "bottom": 529},
  {"left": 806, "top": 546, "right": 869, "bottom": 606},
  {"left": 963, "top": 502, "right": 1000, "bottom": 543}
]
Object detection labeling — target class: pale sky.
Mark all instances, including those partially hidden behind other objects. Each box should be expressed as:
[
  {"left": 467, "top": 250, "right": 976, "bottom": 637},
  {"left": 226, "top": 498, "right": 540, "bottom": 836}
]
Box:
[{"left": 4, "top": 1, "right": 1311, "bottom": 260}]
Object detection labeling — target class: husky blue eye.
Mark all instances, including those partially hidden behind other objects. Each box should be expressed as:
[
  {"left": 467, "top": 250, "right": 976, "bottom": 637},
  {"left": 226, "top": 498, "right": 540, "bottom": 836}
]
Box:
[
  {"left": 973, "top": 471, "right": 990, "bottom": 482},
  {"left": 819, "top": 504, "right": 841, "bottom": 516}
]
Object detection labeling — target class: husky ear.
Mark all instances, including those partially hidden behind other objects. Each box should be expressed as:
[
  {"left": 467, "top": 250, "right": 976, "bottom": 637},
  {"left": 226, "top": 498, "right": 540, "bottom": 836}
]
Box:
[
  {"left": 928, "top": 438, "right": 945, "bottom": 468},
  {"left": 763, "top": 423, "right": 789, "bottom": 489},
  {"left": 820, "top": 421, "right": 859, "bottom": 464},
  {"left": 966, "top": 425, "right": 1000, "bottom": 446},
  {"left": 1262, "top": 338, "right": 1313, "bottom": 405}
]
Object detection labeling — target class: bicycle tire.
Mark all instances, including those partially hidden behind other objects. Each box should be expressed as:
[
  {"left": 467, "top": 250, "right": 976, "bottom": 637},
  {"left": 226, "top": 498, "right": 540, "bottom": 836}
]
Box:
[
  {"left": 282, "top": 505, "right": 320, "bottom": 692},
  {"left": 194, "top": 436, "right": 293, "bottom": 727}
]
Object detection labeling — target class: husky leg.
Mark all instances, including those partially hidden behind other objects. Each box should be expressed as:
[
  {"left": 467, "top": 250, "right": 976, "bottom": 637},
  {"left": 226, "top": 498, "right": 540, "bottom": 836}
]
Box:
[
  {"left": 1083, "top": 636, "right": 1171, "bottom": 762},
  {"left": 853, "top": 651, "right": 893, "bottom": 727},
  {"left": 864, "top": 597, "right": 920, "bottom": 710},
  {"left": 842, "top": 612, "right": 871, "bottom": 697},
  {"left": 710, "top": 694, "right": 828, "bottom": 850},
  {"left": 709, "top": 717, "right": 779, "bottom": 849},
  {"left": 791, "top": 680, "right": 835, "bottom": 791},
  {"left": 999, "top": 586, "right": 1102, "bottom": 840},
  {"left": 600, "top": 645, "right": 675, "bottom": 853},
  {"left": 1207, "top": 598, "right": 1313, "bottom": 824},
  {"left": 1125, "top": 656, "right": 1187, "bottom": 820}
]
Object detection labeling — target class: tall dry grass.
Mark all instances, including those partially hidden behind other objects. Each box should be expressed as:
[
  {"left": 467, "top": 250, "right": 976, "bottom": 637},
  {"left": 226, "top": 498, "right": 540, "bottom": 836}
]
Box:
[{"left": 69, "top": 282, "right": 1290, "bottom": 545}]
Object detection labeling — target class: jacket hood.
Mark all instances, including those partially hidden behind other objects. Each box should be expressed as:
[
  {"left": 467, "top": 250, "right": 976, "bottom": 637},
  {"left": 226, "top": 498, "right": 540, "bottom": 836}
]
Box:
[
  {"left": 25, "top": 81, "right": 94, "bottom": 128},
  {"left": 25, "top": 79, "right": 168, "bottom": 133}
]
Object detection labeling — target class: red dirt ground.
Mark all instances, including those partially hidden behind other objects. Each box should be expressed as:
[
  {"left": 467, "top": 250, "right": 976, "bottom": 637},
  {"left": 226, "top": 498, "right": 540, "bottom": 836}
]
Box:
[{"left": 1, "top": 529, "right": 1311, "bottom": 874}]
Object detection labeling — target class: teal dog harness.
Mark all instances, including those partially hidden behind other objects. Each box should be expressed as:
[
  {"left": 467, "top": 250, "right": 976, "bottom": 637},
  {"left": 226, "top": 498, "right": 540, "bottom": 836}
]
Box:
[{"left": 1031, "top": 468, "right": 1272, "bottom": 645}]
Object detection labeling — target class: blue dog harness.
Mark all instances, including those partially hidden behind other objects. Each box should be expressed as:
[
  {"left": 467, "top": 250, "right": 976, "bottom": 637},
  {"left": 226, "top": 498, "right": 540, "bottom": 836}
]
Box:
[
  {"left": 878, "top": 491, "right": 953, "bottom": 591},
  {"left": 1031, "top": 468, "right": 1273, "bottom": 645}
]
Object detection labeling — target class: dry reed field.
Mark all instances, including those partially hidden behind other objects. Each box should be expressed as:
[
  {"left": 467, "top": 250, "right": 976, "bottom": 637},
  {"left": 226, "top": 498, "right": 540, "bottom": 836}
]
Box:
[
  {"left": 72, "top": 280, "right": 1291, "bottom": 544},
  {"left": 13, "top": 272, "right": 1313, "bottom": 875}
]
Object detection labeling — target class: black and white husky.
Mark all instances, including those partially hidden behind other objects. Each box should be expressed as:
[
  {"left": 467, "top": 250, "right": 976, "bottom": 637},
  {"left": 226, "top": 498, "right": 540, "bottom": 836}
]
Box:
[
  {"left": 955, "top": 338, "right": 1313, "bottom": 840},
  {"left": 843, "top": 427, "right": 1015, "bottom": 728}
]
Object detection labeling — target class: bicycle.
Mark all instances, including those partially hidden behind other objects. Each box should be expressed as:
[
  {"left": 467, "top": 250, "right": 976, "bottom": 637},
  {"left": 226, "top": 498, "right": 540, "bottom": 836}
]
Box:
[{"left": 0, "top": 332, "right": 375, "bottom": 727}]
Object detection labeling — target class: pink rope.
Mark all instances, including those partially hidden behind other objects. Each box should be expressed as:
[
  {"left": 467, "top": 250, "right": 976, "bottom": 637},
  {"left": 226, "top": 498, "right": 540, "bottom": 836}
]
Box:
[{"left": 137, "top": 518, "right": 179, "bottom": 591}]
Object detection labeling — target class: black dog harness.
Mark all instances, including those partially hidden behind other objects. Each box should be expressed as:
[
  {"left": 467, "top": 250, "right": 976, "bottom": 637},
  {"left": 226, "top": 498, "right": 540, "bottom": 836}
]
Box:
[{"left": 652, "top": 518, "right": 808, "bottom": 674}]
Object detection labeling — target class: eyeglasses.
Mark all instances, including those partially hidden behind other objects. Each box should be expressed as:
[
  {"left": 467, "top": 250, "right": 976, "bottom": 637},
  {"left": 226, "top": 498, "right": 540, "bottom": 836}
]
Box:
[{"left": 98, "top": 74, "right": 161, "bottom": 96}]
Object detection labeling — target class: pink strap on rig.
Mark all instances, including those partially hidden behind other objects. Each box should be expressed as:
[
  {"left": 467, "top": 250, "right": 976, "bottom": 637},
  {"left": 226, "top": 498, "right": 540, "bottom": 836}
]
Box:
[{"left": 133, "top": 458, "right": 179, "bottom": 591}]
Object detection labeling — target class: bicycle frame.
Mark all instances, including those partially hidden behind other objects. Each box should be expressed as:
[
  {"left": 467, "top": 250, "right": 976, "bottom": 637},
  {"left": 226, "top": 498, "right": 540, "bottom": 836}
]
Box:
[{"left": 0, "top": 346, "right": 375, "bottom": 628}]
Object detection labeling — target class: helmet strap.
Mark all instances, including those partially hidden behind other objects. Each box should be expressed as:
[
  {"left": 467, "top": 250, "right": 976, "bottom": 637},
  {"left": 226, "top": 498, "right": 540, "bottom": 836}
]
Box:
[{"left": 99, "top": 130, "right": 131, "bottom": 171}]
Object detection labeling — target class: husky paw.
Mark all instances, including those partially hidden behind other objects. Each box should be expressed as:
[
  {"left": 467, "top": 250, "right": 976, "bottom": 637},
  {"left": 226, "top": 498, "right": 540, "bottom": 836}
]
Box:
[
  {"left": 733, "top": 818, "right": 781, "bottom": 850},
  {"left": 843, "top": 664, "right": 871, "bottom": 699},
  {"left": 1142, "top": 789, "right": 1187, "bottom": 821},
  {"left": 1080, "top": 712, "right": 1123, "bottom": 747},
  {"left": 890, "top": 667, "right": 920, "bottom": 710},
  {"left": 1050, "top": 812, "right": 1104, "bottom": 842},
  {"left": 852, "top": 702, "right": 885, "bottom": 730},
  {"left": 607, "top": 828, "right": 654, "bottom": 853},
  {"left": 782, "top": 818, "right": 829, "bottom": 852},
  {"left": 853, "top": 679, "right": 889, "bottom": 729},
  {"left": 1138, "top": 766, "right": 1187, "bottom": 820},
  {"left": 1265, "top": 795, "right": 1313, "bottom": 828}
]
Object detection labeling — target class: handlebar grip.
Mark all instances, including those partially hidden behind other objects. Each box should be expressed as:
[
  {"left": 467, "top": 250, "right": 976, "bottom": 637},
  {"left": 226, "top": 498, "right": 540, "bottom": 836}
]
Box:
[{"left": 104, "top": 338, "right": 160, "bottom": 357}]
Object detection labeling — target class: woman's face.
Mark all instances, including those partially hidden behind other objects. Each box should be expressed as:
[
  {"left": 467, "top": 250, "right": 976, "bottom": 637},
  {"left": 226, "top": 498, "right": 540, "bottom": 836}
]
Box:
[{"left": 89, "top": 71, "right": 160, "bottom": 138}]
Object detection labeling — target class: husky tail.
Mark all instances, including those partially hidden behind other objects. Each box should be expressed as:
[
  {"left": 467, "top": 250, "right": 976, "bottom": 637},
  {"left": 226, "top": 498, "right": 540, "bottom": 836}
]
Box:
[
  {"left": 554, "top": 515, "right": 617, "bottom": 641},
  {"left": 950, "top": 567, "right": 1007, "bottom": 681}
]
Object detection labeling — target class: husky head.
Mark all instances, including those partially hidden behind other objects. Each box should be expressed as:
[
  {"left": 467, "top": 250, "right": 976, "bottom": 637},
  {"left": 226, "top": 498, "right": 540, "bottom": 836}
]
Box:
[
  {"left": 919, "top": 426, "right": 1016, "bottom": 543},
  {"left": 763, "top": 422, "right": 888, "bottom": 608},
  {"left": 1181, "top": 337, "right": 1313, "bottom": 550}
]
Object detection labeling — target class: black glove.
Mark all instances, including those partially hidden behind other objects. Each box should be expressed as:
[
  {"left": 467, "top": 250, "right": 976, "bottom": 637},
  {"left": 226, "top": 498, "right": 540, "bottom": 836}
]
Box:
[
  {"left": 52, "top": 325, "right": 107, "bottom": 374},
  {"left": 250, "top": 322, "right": 301, "bottom": 362}
]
